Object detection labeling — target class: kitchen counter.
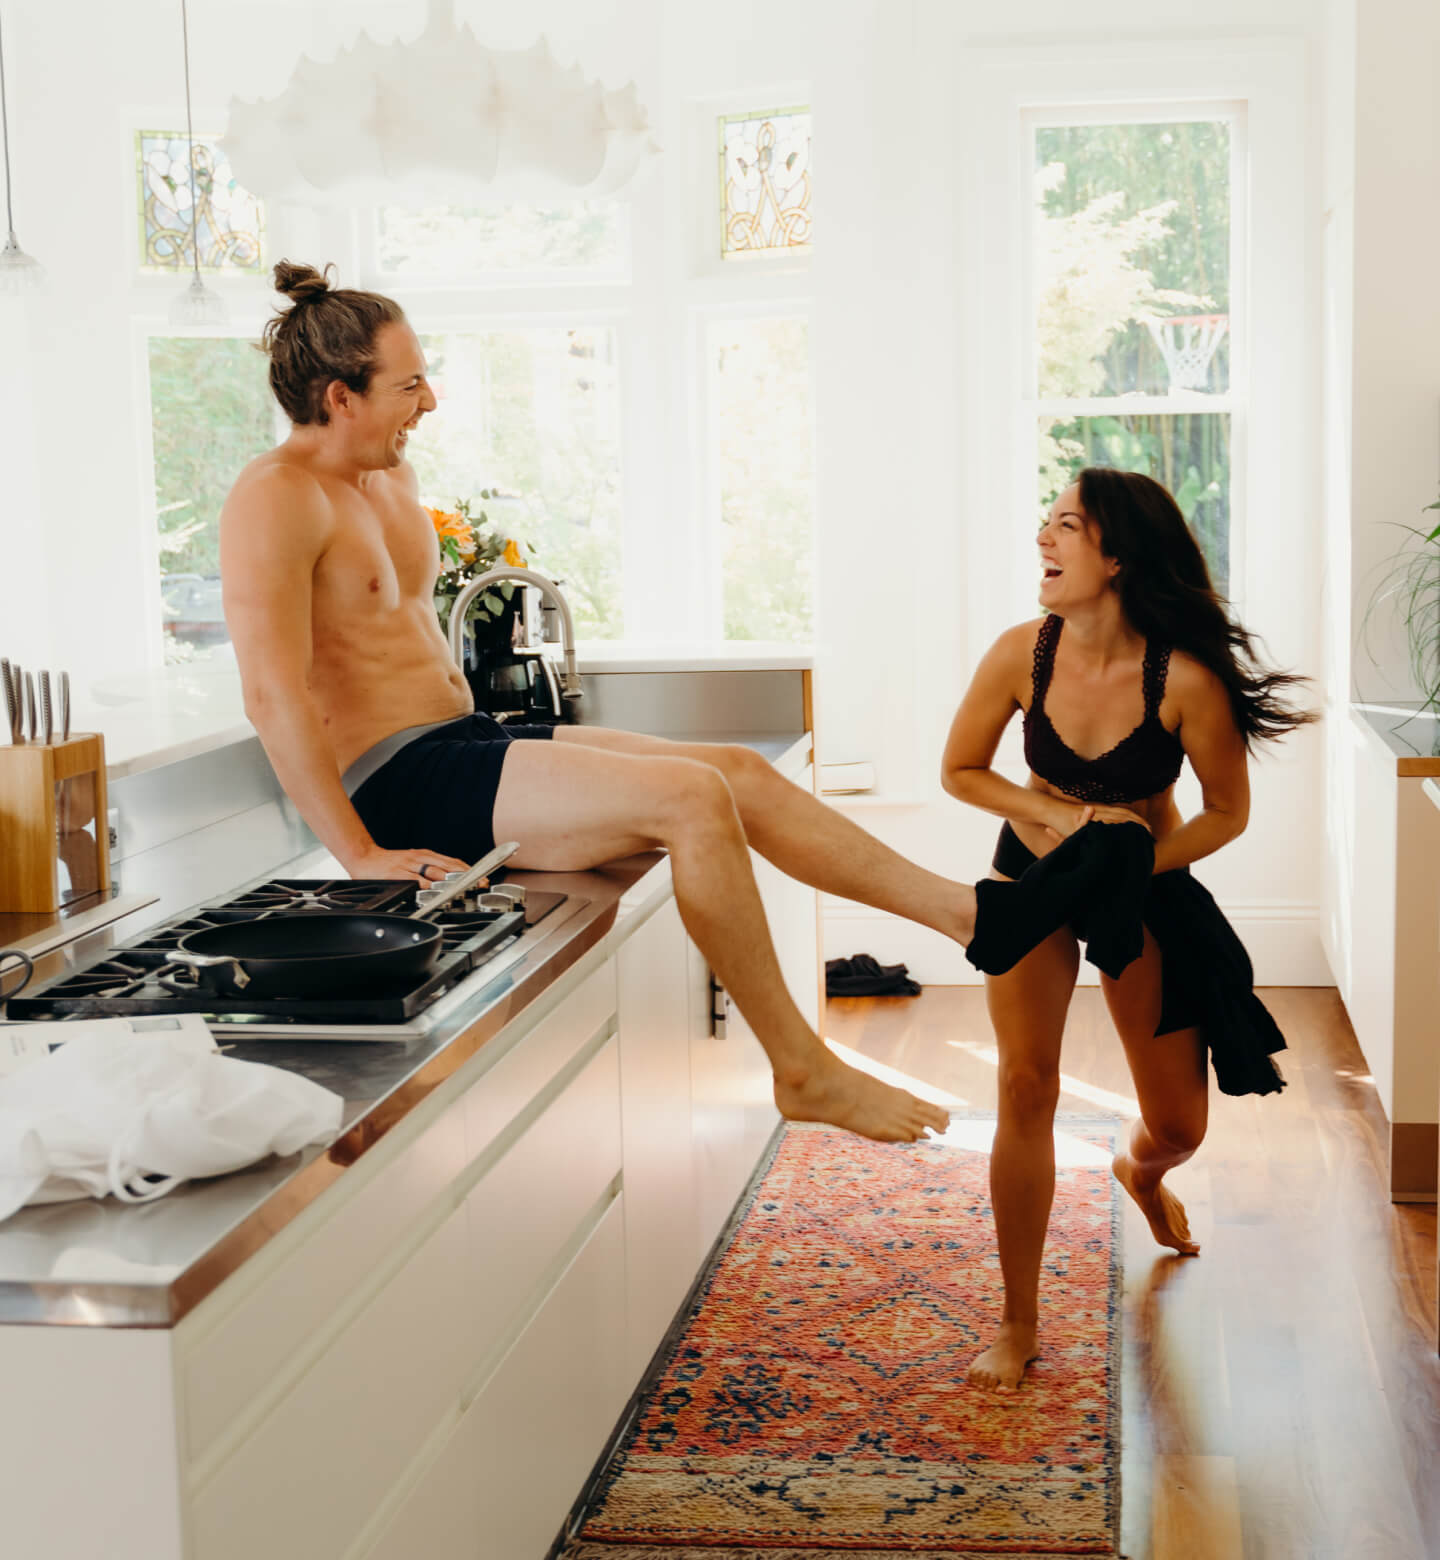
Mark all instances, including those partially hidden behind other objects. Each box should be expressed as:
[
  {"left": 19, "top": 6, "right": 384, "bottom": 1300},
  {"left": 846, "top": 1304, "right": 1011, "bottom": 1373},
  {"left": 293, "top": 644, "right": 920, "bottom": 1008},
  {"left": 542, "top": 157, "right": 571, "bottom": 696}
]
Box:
[
  {"left": 0, "top": 729, "right": 811, "bottom": 1328},
  {"left": 1353, "top": 701, "right": 1440, "bottom": 774},
  {"left": 69, "top": 644, "right": 814, "bottom": 781}
]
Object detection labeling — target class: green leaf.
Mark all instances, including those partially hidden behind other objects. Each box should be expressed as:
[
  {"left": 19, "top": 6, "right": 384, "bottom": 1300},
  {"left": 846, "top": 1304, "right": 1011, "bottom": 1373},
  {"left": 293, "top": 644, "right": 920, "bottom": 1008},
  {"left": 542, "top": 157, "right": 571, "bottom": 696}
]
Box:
[
  {"left": 500, "top": 580, "right": 515, "bottom": 599},
  {"left": 482, "top": 592, "right": 504, "bottom": 614}
]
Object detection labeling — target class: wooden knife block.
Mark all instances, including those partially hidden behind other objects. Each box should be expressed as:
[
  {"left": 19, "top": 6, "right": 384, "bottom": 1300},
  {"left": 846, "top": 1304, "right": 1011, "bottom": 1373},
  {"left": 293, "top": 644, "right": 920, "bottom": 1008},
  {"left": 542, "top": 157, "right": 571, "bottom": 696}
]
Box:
[{"left": 0, "top": 734, "right": 111, "bottom": 913}]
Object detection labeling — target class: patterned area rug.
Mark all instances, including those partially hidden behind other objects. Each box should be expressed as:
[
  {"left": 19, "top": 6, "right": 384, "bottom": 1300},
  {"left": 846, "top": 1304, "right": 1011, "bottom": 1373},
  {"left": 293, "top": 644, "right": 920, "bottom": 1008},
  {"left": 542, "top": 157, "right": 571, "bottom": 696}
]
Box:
[{"left": 569, "top": 1121, "right": 1120, "bottom": 1559}]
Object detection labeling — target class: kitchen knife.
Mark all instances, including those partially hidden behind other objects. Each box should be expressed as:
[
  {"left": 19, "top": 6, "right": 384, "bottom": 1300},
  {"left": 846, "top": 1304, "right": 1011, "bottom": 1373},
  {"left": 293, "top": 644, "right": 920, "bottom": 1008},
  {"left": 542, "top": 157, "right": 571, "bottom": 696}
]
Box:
[
  {"left": 1, "top": 659, "right": 17, "bottom": 743},
  {"left": 60, "top": 670, "right": 70, "bottom": 740},
  {"left": 38, "top": 671, "right": 52, "bottom": 745},
  {"left": 23, "top": 671, "right": 36, "bottom": 743}
]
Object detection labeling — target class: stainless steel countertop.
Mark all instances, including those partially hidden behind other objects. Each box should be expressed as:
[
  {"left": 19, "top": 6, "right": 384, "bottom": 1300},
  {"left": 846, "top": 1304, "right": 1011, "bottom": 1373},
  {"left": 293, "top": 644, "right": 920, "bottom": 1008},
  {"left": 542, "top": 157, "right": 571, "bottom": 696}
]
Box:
[
  {"left": 0, "top": 730, "right": 810, "bottom": 1328},
  {"left": 1351, "top": 703, "right": 1440, "bottom": 773}
]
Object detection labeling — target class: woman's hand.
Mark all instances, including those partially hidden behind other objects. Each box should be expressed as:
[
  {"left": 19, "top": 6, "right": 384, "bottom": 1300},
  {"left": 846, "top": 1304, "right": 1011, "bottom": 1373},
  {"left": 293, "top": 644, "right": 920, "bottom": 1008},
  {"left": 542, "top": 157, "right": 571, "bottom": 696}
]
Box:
[
  {"left": 343, "top": 845, "right": 472, "bottom": 886},
  {"left": 1042, "top": 802, "right": 1152, "bottom": 845}
]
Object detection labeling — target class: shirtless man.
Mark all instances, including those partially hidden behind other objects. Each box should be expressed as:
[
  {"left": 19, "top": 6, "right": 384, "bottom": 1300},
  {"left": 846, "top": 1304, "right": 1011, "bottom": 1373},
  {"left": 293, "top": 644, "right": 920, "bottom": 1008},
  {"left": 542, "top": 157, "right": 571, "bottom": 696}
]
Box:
[{"left": 222, "top": 261, "right": 977, "bottom": 1145}]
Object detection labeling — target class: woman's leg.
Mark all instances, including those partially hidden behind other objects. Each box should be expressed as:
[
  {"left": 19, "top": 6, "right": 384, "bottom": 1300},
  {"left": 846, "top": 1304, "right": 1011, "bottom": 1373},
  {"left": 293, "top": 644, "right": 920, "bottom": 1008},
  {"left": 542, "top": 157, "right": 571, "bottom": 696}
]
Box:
[
  {"left": 1099, "top": 930, "right": 1207, "bottom": 1256},
  {"left": 970, "top": 920, "right": 1081, "bottom": 1391},
  {"left": 554, "top": 727, "right": 975, "bottom": 945}
]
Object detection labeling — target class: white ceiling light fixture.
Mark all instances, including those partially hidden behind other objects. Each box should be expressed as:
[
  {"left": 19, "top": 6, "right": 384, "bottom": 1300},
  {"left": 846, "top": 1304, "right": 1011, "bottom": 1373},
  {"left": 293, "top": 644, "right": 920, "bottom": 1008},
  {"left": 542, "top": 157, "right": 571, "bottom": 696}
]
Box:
[
  {"left": 223, "top": 1, "right": 658, "bottom": 210},
  {"left": 168, "top": 0, "right": 227, "bottom": 327},
  {"left": 0, "top": 7, "right": 42, "bottom": 292}
]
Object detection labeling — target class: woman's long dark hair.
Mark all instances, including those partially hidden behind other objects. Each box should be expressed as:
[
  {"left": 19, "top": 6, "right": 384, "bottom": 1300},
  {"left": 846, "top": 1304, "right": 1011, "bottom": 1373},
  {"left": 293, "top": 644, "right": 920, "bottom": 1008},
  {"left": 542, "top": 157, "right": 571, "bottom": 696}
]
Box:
[{"left": 1077, "top": 467, "right": 1315, "bottom": 747}]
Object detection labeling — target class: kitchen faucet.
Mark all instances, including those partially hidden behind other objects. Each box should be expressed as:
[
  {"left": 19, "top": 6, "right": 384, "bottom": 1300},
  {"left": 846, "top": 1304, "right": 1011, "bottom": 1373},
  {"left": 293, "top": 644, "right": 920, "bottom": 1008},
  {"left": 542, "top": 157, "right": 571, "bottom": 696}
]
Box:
[{"left": 446, "top": 566, "right": 583, "bottom": 701}]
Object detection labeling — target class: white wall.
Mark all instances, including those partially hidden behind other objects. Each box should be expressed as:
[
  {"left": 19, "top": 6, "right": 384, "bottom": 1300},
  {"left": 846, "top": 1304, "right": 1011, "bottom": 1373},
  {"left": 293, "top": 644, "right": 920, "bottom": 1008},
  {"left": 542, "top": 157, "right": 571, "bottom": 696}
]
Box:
[{"left": 1348, "top": 0, "right": 1440, "bottom": 709}]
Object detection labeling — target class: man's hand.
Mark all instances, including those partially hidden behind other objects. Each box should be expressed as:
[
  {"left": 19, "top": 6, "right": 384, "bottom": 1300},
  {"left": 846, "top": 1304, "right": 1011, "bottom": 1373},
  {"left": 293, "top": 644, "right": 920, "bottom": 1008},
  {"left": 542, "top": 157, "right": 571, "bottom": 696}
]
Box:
[{"left": 344, "top": 844, "right": 472, "bottom": 886}]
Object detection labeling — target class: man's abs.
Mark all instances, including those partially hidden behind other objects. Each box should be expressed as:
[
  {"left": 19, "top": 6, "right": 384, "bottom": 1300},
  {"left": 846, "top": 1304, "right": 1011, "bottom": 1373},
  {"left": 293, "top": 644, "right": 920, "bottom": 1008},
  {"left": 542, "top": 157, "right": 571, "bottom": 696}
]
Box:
[{"left": 311, "top": 598, "right": 473, "bottom": 771}]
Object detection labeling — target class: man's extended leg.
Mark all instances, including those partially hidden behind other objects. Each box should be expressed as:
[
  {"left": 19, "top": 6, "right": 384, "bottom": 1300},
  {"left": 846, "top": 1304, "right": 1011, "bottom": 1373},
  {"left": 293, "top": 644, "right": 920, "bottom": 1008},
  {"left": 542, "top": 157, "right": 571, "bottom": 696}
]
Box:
[
  {"left": 493, "top": 739, "right": 949, "bottom": 1143},
  {"left": 553, "top": 727, "right": 976, "bottom": 946}
]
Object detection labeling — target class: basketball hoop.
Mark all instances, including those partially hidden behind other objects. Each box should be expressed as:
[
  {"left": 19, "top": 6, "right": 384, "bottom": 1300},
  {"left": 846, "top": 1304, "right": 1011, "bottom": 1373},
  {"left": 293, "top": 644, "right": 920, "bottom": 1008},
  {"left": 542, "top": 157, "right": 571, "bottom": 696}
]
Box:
[{"left": 1142, "top": 313, "right": 1228, "bottom": 392}]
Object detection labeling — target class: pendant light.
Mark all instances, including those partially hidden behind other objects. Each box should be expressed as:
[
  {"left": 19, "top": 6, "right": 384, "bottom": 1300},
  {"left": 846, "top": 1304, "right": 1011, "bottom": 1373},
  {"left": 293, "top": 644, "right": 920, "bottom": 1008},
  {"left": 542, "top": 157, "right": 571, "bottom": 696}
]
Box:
[
  {"left": 0, "top": 8, "right": 43, "bottom": 292},
  {"left": 168, "top": 0, "right": 227, "bottom": 326}
]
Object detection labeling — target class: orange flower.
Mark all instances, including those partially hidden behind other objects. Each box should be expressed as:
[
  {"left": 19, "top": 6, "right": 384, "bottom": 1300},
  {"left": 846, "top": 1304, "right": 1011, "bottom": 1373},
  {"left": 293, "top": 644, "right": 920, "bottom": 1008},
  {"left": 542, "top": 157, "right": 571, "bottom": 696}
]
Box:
[
  {"left": 427, "top": 506, "right": 475, "bottom": 561},
  {"left": 502, "top": 537, "right": 526, "bottom": 568}
]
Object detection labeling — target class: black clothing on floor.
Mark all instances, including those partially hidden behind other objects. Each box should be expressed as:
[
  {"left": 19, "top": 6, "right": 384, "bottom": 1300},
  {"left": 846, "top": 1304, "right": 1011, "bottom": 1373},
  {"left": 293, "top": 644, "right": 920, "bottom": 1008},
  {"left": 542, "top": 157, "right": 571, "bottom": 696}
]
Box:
[
  {"left": 968, "top": 820, "right": 1286, "bottom": 1097},
  {"left": 825, "top": 955, "right": 921, "bottom": 998}
]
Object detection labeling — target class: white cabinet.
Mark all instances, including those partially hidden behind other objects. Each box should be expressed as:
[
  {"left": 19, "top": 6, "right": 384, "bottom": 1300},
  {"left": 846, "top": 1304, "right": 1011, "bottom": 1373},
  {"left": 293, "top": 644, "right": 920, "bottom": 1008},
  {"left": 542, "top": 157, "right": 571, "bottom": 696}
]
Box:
[
  {"left": 616, "top": 894, "right": 702, "bottom": 1376},
  {"left": 689, "top": 770, "right": 820, "bottom": 1259},
  {"left": 5, "top": 826, "right": 821, "bottom": 1560}
]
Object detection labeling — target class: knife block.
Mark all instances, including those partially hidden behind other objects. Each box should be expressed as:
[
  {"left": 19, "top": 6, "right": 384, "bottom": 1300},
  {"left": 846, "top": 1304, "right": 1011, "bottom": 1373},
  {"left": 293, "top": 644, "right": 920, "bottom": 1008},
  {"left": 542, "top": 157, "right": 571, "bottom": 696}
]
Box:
[{"left": 0, "top": 734, "right": 111, "bottom": 912}]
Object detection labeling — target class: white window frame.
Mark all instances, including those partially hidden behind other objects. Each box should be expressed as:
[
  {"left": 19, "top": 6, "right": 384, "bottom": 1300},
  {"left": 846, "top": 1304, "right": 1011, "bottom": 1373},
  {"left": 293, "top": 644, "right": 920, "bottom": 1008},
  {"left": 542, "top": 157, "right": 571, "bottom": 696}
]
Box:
[
  {"left": 685, "top": 90, "right": 815, "bottom": 642},
  {"left": 958, "top": 39, "right": 1309, "bottom": 677}
]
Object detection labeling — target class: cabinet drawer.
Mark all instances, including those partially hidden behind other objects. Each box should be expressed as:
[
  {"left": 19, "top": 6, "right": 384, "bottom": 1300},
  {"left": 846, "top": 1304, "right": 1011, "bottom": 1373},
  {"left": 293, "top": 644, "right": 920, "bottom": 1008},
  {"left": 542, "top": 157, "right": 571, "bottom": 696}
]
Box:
[
  {"left": 188, "top": 1035, "right": 623, "bottom": 1560},
  {"left": 361, "top": 1193, "right": 629, "bottom": 1560},
  {"left": 178, "top": 959, "right": 617, "bottom": 1465}
]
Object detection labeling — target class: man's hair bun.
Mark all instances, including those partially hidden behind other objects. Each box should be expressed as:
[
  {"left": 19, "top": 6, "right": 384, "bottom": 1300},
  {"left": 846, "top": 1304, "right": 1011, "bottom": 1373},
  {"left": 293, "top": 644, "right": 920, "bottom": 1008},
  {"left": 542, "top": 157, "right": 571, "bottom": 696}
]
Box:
[{"left": 271, "top": 260, "right": 334, "bottom": 305}]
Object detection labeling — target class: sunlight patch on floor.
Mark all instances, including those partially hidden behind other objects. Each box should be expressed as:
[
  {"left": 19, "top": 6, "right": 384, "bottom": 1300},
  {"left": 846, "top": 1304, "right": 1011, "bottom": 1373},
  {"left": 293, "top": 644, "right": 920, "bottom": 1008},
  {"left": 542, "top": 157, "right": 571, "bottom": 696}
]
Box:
[
  {"left": 822, "top": 1038, "right": 1110, "bottom": 1166},
  {"left": 823, "top": 1036, "right": 966, "bottom": 1108},
  {"left": 946, "top": 1037, "right": 1140, "bottom": 1116}
]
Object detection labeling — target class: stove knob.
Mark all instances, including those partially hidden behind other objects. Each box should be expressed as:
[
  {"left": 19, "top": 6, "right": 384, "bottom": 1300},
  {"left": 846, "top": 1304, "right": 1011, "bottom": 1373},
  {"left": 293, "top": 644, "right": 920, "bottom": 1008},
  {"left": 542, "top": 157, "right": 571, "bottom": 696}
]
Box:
[{"left": 486, "top": 884, "right": 527, "bottom": 908}]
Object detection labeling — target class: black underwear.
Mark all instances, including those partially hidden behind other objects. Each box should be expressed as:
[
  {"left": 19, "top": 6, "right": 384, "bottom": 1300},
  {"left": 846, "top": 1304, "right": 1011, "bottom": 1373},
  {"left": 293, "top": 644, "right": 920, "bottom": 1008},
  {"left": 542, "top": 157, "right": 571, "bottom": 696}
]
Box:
[{"left": 350, "top": 713, "right": 555, "bottom": 864}]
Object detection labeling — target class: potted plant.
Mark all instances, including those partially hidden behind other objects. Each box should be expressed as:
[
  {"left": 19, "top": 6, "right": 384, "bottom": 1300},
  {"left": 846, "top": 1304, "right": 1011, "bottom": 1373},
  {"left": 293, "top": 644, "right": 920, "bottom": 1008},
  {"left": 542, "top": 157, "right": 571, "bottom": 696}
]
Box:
[{"left": 1364, "top": 488, "right": 1440, "bottom": 744}]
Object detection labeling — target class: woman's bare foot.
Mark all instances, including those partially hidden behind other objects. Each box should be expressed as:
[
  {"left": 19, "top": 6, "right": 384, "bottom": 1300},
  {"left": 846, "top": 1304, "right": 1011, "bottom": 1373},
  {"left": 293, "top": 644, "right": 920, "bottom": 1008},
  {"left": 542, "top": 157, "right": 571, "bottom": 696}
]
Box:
[
  {"left": 774, "top": 1051, "right": 949, "bottom": 1143},
  {"left": 968, "top": 1321, "right": 1038, "bottom": 1391},
  {"left": 1113, "top": 1152, "right": 1200, "bottom": 1255}
]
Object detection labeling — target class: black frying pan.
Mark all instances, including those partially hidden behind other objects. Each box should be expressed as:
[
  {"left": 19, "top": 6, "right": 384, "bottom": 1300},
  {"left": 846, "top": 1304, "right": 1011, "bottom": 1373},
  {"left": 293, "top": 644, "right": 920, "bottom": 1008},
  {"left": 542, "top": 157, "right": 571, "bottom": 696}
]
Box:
[
  {"left": 165, "top": 842, "right": 519, "bottom": 1000},
  {"left": 169, "top": 914, "right": 445, "bottom": 998}
]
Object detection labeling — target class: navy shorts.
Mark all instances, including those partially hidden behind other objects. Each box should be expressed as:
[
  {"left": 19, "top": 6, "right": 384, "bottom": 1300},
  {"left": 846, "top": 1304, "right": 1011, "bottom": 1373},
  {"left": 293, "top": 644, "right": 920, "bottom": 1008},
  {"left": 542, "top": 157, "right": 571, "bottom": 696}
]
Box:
[
  {"left": 351, "top": 714, "right": 555, "bottom": 864},
  {"left": 990, "top": 821, "right": 1196, "bottom": 1034}
]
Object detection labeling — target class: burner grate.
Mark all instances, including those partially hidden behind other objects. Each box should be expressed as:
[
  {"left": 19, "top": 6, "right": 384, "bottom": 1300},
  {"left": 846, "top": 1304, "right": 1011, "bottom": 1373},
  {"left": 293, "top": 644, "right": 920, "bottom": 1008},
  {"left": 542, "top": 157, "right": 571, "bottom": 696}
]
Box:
[{"left": 2, "top": 878, "right": 569, "bottom": 1028}]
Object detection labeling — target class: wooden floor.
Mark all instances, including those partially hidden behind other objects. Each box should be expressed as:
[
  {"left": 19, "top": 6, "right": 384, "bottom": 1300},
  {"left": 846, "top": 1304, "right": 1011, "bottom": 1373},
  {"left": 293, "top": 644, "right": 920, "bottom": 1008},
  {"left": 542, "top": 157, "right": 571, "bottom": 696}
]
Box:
[{"left": 825, "top": 985, "right": 1440, "bottom": 1560}]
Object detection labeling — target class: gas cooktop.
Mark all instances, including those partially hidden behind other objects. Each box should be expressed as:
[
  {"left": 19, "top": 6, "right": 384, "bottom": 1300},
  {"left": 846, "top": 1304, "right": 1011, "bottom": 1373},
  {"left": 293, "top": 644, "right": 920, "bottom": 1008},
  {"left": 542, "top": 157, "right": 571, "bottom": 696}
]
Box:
[{"left": 4, "top": 876, "right": 574, "bottom": 1040}]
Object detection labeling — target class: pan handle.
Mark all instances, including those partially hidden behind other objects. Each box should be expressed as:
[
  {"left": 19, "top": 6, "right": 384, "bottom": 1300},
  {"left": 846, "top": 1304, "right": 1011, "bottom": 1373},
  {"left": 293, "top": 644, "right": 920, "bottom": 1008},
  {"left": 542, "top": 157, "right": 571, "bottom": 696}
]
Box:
[
  {"left": 0, "top": 948, "right": 34, "bottom": 1001},
  {"left": 169, "top": 948, "right": 252, "bottom": 990},
  {"left": 412, "top": 840, "right": 521, "bottom": 921}
]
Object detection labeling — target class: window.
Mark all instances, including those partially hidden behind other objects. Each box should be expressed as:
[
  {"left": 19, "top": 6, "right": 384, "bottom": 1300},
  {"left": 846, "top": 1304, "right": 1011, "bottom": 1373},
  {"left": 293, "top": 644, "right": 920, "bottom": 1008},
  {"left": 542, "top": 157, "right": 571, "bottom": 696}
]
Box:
[
  {"left": 709, "top": 316, "right": 813, "bottom": 642},
  {"left": 148, "top": 336, "right": 278, "bottom": 661},
  {"left": 374, "top": 202, "right": 628, "bottom": 281},
  {"left": 695, "top": 99, "right": 815, "bottom": 643},
  {"left": 1030, "top": 117, "right": 1236, "bottom": 594},
  {"left": 719, "top": 107, "right": 812, "bottom": 260},
  {"left": 408, "top": 327, "right": 624, "bottom": 639},
  {"left": 136, "top": 131, "right": 264, "bottom": 273}
]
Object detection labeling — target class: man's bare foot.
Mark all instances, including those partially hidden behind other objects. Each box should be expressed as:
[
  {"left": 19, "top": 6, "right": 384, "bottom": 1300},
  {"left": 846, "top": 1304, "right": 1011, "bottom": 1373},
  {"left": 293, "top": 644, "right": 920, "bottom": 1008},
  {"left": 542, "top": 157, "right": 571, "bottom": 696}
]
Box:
[
  {"left": 968, "top": 1321, "right": 1038, "bottom": 1391},
  {"left": 1113, "top": 1153, "right": 1200, "bottom": 1255},
  {"left": 774, "top": 1052, "right": 949, "bottom": 1143}
]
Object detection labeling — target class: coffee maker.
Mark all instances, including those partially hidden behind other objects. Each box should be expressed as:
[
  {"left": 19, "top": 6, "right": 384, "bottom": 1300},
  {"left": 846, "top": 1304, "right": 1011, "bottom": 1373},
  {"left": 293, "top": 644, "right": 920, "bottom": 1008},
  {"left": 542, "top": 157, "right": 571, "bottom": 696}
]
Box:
[{"left": 464, "top": 582, "right": 570, "bottom": 724}]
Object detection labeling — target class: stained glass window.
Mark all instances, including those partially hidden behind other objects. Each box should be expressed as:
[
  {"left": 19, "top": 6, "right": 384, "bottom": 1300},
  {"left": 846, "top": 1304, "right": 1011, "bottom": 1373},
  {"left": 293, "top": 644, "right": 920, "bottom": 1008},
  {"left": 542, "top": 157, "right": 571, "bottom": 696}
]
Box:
[
  {"left": 719, "top": 108, "right": 812, "bottom": 259},
  {"left": 137, "top": 131, "right": 264, "bottom": 274}
]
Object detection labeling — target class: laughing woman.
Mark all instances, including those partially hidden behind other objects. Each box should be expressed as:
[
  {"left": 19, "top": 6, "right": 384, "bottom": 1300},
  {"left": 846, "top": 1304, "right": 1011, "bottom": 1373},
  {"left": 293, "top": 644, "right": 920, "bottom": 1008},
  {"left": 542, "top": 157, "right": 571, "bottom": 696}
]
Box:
[{"left": 941, "top": 467, "right": 1312, "bottom": 1392}]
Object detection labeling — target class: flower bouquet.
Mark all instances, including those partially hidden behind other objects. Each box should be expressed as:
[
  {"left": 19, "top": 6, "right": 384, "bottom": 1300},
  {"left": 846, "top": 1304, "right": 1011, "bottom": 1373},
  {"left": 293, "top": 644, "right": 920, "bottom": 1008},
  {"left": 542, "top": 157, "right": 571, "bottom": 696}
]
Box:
[{"left": 426, "top": 491, "right": 531, "bottom": 638}]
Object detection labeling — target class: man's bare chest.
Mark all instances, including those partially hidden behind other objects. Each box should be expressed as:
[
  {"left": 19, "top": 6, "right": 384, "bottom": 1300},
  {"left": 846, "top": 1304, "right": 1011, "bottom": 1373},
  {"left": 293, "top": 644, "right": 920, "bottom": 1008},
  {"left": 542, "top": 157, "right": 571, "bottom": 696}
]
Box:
[{"left": 314, "top": 499, "right": 438, "bottom": 616}]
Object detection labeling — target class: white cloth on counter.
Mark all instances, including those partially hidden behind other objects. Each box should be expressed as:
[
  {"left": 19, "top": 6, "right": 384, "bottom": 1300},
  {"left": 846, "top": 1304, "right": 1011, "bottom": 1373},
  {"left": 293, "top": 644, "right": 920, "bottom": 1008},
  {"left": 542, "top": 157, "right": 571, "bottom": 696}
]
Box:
[{"left": 0, "top": 1023, "right": 342, "bottom": 1223}]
